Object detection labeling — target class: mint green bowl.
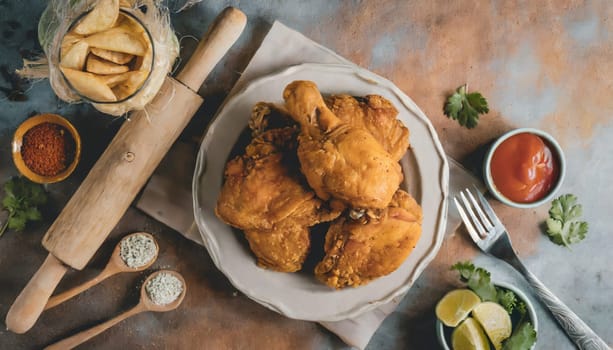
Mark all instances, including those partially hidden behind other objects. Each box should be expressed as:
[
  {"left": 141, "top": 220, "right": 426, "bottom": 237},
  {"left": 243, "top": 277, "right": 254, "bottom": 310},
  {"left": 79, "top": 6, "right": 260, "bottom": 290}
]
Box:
[{"left": 483, "top": 127, "right": 565, "bottom": 209}]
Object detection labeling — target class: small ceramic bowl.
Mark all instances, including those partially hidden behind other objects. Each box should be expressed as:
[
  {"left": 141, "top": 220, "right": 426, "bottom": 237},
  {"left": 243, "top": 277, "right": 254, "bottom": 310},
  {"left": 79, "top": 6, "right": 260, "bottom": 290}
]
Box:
[
  {"left": 12, "top": 113, "right": 81, "bottom": 184},
  {"left": 436, "top": 281, "right": 538, "bottom": 350},
  {"left": 483, "top": 127, "right": 565, "bottom": 208}
]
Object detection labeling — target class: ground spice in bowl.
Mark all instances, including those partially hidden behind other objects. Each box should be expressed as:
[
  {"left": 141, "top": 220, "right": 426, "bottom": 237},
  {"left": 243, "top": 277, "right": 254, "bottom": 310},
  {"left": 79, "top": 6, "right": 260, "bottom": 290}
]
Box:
[{"left": 21, "top": 122, "right": 76, "bottom": 177}]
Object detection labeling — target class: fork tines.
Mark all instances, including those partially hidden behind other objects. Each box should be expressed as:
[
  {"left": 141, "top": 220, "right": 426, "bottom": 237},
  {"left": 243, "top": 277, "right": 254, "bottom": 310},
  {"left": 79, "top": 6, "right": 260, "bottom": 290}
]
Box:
[{"left": 453, "top": 187, "right": 503, "bottom": 243}]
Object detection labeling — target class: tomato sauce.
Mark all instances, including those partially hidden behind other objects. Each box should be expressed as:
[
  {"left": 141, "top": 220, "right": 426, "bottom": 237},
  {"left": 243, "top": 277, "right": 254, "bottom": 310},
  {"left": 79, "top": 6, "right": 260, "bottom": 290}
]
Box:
[{"left": 490, "top": 133, "right": 559, "bottom": 203}]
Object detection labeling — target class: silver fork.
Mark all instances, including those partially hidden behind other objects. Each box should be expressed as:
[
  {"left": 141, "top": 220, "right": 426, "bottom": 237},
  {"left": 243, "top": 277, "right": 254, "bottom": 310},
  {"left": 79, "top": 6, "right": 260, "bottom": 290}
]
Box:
[{"left": 454, "top": 187, "right": 610, "bottom": 350}]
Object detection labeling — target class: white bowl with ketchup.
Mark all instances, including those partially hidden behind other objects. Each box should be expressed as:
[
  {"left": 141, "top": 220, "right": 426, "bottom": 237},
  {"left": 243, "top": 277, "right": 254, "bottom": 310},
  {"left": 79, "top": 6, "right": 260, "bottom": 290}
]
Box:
[{"left": 484, "top": 128, "right": 565, "bottom": 208}]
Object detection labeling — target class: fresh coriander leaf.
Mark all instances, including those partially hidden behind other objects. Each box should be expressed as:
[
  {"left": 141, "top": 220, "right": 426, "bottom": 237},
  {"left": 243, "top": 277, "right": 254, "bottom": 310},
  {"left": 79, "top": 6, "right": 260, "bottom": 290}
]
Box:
[
  {"left": 497, "top": 289, "right": 517, "bottom": 314},
  {"left": 549, "top": 194, "right": 581, "bottom": 221},
  {"left": 502, "top": 321, "right": 537, "bottom": 350},
  {"left": 458, "top": 102, "right": 479, "bottom": 128},
  {"left": 444, "top": 85, "right": 489, "bottom": 129},
  {"left": 468, "top": 268, "right": 498, "bottom": 301},
  {"left": 453, "top": 261, "right": 524, "bottom": 314},
  {"left": 516, "top": 301, "right": 527, "bottom": 321},
  {"left": 2, "top": 195, "right": 19, "bottom": 209},
  {"left": 545, "top": 217, "right": 565, "bottom": 245},
  {"left": 517, "top": 301, "right": 526, "bottom": 314},
  {"left": 451, "top": 261, "right": 475, "bottom": 280},
  {"left": 466, "top": 92, "right": 489, "bottom": 113},
  {"left": 8, "top": 211, "right": 27, "bottom": 231},
  {"left": 568, "top": 221, "right": 588, "bottom": 244},
  {"left": 1, "top": 177, "right": 47, "bottom": 237},
  {"left": 25, "top": 207, "right": 42, "bottom": 221},
  {"left": 546, "top": 194, "right": 588, "bottom": 247},
  {"left": 29, "top": 184, "right": 48, "bottom": 206},
  {"left": 444, "top": 92, "right": 463, "bottom": 119},
  {"left": 451, "top": 261, "right": 497, "bottom": 301}
]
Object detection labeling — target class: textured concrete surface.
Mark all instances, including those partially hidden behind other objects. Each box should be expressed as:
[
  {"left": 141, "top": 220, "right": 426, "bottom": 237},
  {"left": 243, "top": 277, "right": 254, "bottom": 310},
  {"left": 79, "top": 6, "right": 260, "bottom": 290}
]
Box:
[{"left": 1, "top": 0, "right": 612, "bottom": 349}]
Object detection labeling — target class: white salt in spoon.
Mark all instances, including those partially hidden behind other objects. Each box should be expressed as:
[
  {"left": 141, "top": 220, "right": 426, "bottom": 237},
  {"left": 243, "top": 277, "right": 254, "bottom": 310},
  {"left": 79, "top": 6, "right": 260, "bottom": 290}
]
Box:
[
  {"left": 45, "top": 270, "right": 186, "bottom": 350},
  {"left": 44, "top": 232, "right": 158, "bottom": 310}
]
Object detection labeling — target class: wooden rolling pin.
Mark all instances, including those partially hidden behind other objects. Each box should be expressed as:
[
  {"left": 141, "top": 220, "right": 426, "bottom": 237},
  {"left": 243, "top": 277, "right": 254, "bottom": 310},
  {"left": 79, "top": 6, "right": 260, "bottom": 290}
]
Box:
[{"left": 5, "top": 7, "right": 247, "bottom": 334}]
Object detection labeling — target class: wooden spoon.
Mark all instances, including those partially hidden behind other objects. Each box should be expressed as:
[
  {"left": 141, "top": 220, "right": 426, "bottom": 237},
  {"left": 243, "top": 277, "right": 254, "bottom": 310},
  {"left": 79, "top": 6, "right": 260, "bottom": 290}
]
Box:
[
  {"left": 44, "top": 232, "right": 158, "bottom": 310},
  {"left": 45, "top": 270, "right": 186, "bottom": 350}
]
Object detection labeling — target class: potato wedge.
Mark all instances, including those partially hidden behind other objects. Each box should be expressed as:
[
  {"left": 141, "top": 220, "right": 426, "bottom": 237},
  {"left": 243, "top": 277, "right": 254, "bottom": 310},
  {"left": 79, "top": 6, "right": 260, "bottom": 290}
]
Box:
[
  {"left": 61, "top": 32, "right": 84, "bottom": 59},
  {"left": 61, "top": 67, "right": 117, "bottom": 102},
  {"left": 86, "top": 55, "right": 130, "bottom": 75},
  {"left": 119, "top": 0, "right": 134, "bottom": 8},
  {"left": 116, "top": 15, "right": 145, "bottom": 35},
  {"left": 135, "top": 33, "right": 153, "bottom": 71},
  {"left": 111, "top": 70, "right": 148, "bottom": 100},
  {"left": 85, "top": 27, "right": 147, "bottom": 56},
  {"left": 99, "top": 70, "right": 145, "bottom": 88},
  {"left": 60, "top": 41, "right": 90, "bottom": 70},
  {"left": 73, "top": 0, "right": 119, "bottom": 35},
  {"left": 90, "top": 47, "right": 134, "bottom": 65}
]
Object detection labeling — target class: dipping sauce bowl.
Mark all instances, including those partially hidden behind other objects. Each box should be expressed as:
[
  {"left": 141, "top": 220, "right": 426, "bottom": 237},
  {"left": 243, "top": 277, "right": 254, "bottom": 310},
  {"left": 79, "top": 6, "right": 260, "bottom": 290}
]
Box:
[{"left": 483, "top": 128, "right": 565, "bottom": 208}]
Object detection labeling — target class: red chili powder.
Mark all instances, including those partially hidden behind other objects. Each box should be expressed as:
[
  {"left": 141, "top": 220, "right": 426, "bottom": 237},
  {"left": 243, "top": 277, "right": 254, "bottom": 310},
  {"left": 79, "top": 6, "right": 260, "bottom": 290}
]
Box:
[{"left": 21, "top": 122, "right": 76, "bottom": 177}]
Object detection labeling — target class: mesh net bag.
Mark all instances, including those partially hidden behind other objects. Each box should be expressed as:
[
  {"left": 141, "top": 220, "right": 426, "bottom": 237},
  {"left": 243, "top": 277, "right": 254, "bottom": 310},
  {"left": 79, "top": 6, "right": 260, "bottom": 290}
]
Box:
[{"left": 27, "top": 0, "right": 180, "bottom": 116}]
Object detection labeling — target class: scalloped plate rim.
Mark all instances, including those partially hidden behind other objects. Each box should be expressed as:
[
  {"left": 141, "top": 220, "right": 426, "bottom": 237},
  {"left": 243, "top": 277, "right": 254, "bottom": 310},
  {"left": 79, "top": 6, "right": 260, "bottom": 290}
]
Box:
[{"left": 192, "top": 63, "right": 449, "bottom": 322}]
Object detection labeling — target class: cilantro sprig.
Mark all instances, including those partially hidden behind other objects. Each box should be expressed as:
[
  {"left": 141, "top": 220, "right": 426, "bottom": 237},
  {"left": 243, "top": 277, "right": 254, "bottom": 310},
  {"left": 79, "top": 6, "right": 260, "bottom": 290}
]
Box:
[
  {"left": 1, "top": 177, "right": 47, "bottom": 237},
  {"left": 452, "top": 261, "right": 517, "bottom": 313},
  {"left": 444, "top": 84, "right": 489, "bottom": 128},
  {"left": 502, "top": 321, "right": 537, "bottom": 350},
  {"left": 452, "top": 261, "right": 537, "bottom": 350},
  {"left": 546, "top": 194, "right": 588, "bottom": 247}
]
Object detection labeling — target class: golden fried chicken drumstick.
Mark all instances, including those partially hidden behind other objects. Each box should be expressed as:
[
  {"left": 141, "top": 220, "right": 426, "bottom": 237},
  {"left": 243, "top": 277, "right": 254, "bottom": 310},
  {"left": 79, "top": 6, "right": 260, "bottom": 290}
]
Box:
[
  {"left": 283, "top": 81, "right": 403, "bottom": 210},
  {"left": 315, "top": 189, "right": 423, "bottom": 289}
]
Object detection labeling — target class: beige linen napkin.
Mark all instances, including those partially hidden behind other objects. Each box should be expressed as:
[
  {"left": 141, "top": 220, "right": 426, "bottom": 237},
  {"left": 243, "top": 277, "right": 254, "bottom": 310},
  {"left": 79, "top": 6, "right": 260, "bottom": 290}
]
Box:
[{"left": 136, "top": 21, "right": 480, "bottom": 349}]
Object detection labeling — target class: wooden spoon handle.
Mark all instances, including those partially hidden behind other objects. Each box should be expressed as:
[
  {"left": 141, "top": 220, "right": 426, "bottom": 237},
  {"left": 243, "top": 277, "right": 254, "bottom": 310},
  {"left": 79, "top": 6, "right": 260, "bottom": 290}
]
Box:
[
  {"left": 5, "top": 254, "right": 68, "bottom": 334},
  {"left": 176, "top": 7, "right": 247, "bottom": 92},
  {"left": 44, "top": 265, "right": 118, "bottom": 310},
  {"left": 44, "top": 303, "right": 146, "bottom": 350}
]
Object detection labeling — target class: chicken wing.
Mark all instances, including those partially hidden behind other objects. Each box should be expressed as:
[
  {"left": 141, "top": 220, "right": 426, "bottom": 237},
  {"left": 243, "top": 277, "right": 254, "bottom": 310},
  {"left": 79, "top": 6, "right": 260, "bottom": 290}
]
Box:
[
  {"left": 283, "top": 81, "right": 403, "bottom": 210},
  {"left": 326, "top": 94, "right": 409, "bottom": 162},
  {"left": 314, "top": 189, "right": 423, "bottom": 289}
]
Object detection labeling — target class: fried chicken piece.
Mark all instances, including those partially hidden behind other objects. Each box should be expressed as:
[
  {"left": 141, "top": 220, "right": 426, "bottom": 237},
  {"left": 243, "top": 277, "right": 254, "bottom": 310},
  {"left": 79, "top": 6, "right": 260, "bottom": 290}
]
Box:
[
  {"left": 249, "top": 102, "right": 295, "bottom": 137},
  {"left": 283, "top": 81, "right": 403, "bottom": 210},
  {"left": 216, "top": 113, "right": 339, "bottom": 272},
  {"left": 326, "top": 94, "right": 409, "bottom": 162},
  {"left": 243, "top": 221, "right": 310, "bottom": 272},
  {"left": 216, "top": 128, "right": 320, "bottom": 230},
  {"left": 315, "top": 190, "right": 423, "bottom": 289}
]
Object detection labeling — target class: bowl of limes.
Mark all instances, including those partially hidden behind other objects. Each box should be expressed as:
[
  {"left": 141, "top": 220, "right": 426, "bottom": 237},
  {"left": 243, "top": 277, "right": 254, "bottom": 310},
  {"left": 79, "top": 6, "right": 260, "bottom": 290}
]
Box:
[{"left": 436, "top": 262, "right": 538, "bottom": 350}]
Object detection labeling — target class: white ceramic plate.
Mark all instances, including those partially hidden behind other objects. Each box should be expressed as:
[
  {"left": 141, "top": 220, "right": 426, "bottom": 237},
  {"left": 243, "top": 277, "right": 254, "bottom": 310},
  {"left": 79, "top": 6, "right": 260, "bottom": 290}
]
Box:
[{"left": 193, "top": 63, "right": 449, "bottom": 322}]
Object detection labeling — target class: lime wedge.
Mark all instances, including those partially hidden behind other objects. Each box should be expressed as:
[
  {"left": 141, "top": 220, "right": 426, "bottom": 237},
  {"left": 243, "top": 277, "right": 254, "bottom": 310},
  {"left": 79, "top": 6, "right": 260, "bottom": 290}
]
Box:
[
  {"left": 472, "top": 301, "right": 512, "bottom": 350},
  {"left": 435, "top": 289, "right": 481, "bottom": 327},
  {"left": 452, "top": 317, "right": 490, "bottom": 350}
]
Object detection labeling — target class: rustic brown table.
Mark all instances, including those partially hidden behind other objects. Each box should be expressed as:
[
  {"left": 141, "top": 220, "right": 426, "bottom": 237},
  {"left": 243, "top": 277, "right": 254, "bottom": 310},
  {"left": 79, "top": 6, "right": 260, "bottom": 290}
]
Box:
[{"left": 1, "top": 1, "right": 612, "bottom": 349}]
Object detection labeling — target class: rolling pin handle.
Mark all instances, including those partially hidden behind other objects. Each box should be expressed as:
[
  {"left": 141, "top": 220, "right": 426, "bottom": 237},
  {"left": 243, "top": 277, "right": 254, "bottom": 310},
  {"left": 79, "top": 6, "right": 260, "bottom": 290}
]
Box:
[
  {"left": 176, "top": 7, "right": 247, "bottom": 92},
  {"left": 5, "top": 254, "right": 68, "bottom": 333}
]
